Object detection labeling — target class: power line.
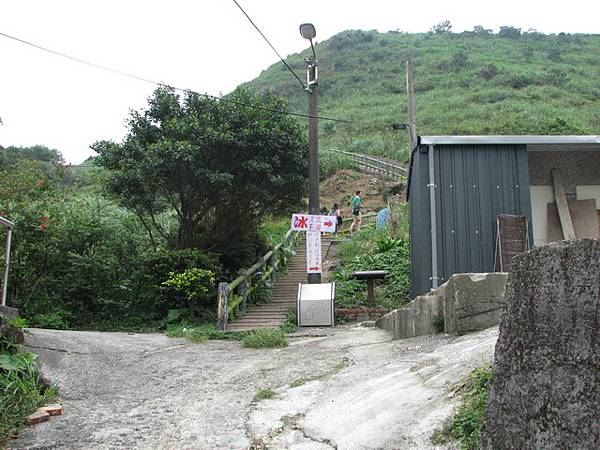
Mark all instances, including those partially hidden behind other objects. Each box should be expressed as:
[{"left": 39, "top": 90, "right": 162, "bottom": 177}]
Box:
[
  {"left": 0, "top": 31, "right": 405, "bottom": 129},
  {"left": 231, "top": 0, "right": 305, "bottom": 90},
  {"left": 0, "top": 31, "right": 158, "bottom": 87}
]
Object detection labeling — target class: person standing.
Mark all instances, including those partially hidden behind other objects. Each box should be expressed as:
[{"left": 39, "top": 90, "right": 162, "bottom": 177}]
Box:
[
  {"left": 329, "top": 203, "right": 342, "bottom": 235},
  {"left": 349, "top": 190, "right": 362, "bottom": 234},
  {"left": 376, "top": 207, "right": 391, "bottom": 229}
]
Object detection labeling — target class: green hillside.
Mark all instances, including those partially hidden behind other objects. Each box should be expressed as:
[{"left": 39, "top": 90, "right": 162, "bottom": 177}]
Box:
[{"left": 241, "top": 29, "right": 600, "bottom": 161}]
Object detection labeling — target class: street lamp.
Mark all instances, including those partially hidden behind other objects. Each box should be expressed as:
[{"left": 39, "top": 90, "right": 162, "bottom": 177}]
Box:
[{"left": 300, "top": 23, "right": 320, "bottom": 284}]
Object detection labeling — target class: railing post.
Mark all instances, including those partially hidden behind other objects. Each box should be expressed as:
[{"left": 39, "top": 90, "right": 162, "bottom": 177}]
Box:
[
  {"left": 268, "top": 246, "right": 277, "bottom": 281},
  {"left": 237, "top": 269, "right": 249, "bottom": 315},
  {"left": 217, "top": 282, "right": 229, "bottom": 331}
]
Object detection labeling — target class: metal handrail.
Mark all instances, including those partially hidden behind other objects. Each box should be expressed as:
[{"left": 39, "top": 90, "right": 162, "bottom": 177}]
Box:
[{"left": 326, "top": 148, "right": 407, "bottom": 179}]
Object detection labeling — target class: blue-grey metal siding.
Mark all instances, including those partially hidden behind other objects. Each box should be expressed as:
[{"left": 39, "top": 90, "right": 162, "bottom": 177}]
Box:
[
  {"left": 409, "top": 144, "right": 532, "bottom": 298},
  {"left": 409, "top": 148, "right": 432, "bottom": 299}
]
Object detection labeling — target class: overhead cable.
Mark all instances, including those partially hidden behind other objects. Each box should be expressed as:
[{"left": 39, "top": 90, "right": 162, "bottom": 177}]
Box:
[
  {"left": 231, "top": 0, "right": 305, "bottom": 90},
  {"left": 0, "top": 31, "right": 405, "bottom": 129}
]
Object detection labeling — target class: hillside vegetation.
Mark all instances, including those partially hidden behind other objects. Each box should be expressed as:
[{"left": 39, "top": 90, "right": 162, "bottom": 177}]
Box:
[{"left": 242, "top": 28, "right": 600, "bottom": 161}]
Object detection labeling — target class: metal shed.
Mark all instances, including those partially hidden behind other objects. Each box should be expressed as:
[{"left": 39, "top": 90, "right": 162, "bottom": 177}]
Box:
[{"left": 408, "top": 135, "right": 600, "bottom": 298}]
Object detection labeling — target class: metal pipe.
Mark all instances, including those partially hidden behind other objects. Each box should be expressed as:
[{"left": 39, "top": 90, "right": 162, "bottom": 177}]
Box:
[
  {"left": 428, "top": 145, "right": 439, "bottom": 289},
  {"left": 2, "top": 226, "right": 13, "bottom": 306}
]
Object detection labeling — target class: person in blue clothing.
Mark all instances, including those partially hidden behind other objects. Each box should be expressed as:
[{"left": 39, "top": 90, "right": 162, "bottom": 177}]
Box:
[
  {"left": 376, "top": 207, "right": 391, "bottom": 229},
  {"left": 349, "top": 190, "right": 362, "bottom": 234}
]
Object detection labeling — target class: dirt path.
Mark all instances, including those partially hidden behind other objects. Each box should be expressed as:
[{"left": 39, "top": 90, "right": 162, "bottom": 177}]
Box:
[{"left": 11, "top": 325, "right": 498, "bottom": 449}]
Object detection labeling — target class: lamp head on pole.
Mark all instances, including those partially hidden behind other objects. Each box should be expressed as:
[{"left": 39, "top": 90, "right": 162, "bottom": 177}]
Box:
[{"left": 299, "top": 23, "right": 316, "bottom": 40}]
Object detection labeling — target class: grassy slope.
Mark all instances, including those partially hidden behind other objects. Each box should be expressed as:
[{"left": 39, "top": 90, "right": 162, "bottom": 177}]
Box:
[{"left": 241, "top": 30, "right": 600, "bottom": 161}]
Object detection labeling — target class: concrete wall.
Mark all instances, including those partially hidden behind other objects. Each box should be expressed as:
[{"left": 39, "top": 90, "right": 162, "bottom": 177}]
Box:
[
  {"left": 376, "top": 272, "right": 507, "bottom": 339},
  {"left": 375, "top": 292, "right": 443, "bottom": 339},
  {"left": 528, "top": 150, "right": 600, "bottom": 194}
]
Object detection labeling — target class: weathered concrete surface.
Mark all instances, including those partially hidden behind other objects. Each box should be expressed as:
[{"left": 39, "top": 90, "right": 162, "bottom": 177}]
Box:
[
  {"left": 11, "top": 325, "right": 499, "bottom": 449},
  {"left": 483, "top": 239, "right": 600, "bottom": 449},
  {"left": 375, "top": 291, "right": 442, "bottom": 339},
  {"left": 377, "top": 273, "right": 507, "bottom": 339},
  {"left": 443, "top": 273, "right": 507, "bottom": 335}
]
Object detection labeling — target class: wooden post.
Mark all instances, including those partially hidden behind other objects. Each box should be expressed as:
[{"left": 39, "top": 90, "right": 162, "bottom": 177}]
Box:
[
  {"left": 552, "top": 169, "right": 576, "bottom": 240},
  {"left": 237, "top": 270, "right": 249, "bottom": 315},
  {"left": 217, "top": 282, "right": 229, "bottom": 331},
  {"left": 366, "top": 279, "right": 375, "bottom": 303},
  {"left": 406, "top": 60, "right": 417, "bottom": 149},
  {"left": 268, "top": 246, "right": 277, "bottom": 282}
]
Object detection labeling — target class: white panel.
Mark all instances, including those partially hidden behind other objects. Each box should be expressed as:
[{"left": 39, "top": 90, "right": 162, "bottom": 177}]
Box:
[
  {"left": 576, "top": 186, "right": 600, "bottom": 207},
  {"left": 529, "top": 186, "right": 554, "bottom": 247},
  {"left": 297, "top": 283, "right": 335, "bottom": 327}
]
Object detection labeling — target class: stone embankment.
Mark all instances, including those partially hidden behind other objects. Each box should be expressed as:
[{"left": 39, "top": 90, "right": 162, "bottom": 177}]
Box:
[{"left": 376, "top": 272, "right": 507, "bottom": 338}]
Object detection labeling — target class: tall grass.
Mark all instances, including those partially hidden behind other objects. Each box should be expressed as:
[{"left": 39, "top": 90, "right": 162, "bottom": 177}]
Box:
[{"left": 243, "top": 30, "right": 600, "bottom": 160}]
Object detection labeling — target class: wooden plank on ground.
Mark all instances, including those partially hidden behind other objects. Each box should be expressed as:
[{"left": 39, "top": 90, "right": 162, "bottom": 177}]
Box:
[{"left": 551, "top": 169, "right": 576, "bottom": 240}]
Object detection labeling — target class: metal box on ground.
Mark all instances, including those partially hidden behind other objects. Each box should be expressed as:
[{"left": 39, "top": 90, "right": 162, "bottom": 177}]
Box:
[{"left": 297, "top": 282, "right": 335, "bottom": 327}]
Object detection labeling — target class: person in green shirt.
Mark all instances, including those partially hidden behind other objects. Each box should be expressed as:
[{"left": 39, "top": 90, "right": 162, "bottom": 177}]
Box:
[{"left": 349, "top": 190, "right": 362, "bottom": 233}]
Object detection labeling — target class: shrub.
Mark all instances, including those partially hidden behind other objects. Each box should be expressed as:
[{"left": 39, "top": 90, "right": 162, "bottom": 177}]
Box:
[
  {"left": 1, "top": 324, "right": 56, "bottom": 444},
  {"left": 332, "top": 226, "right": 410, "bottom": 309},
  {"left": 242, "top": 329, "right": 288, "bottom": 348},
  {"left": 478, "top": 63, "right": 499, "bottom": 80},
  {"left": 253, "top": 388, "right": 277, "bottom": 401},
  {"left": 433, "top": 366, "right": 492, "bottom": 449}
]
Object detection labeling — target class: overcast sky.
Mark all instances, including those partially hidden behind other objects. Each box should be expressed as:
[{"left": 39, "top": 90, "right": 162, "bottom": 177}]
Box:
[{"left": 1, "top": 0, "right": 598, "bottom": 163}]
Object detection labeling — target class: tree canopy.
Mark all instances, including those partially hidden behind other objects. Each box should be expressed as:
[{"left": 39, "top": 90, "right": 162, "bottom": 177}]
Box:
[
  {"left": 92, "top": 87, "right": 308, "bottom": 262},
  {"left": 0, "top": 145, "right": 64, "bottom": 169}
]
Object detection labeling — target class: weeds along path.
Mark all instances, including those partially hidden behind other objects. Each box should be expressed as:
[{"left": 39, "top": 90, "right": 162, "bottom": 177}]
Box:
[{"left": 12, "top": 325, "right": 498, "bottom": 449}]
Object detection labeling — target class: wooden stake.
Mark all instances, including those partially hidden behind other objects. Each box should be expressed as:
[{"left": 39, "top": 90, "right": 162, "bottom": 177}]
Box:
[
  {"left": 552, "top": 169, "right": 576, "bottom": 240},
  {"left": 217, "top": 282, "right": 229, "bottom": 331}
]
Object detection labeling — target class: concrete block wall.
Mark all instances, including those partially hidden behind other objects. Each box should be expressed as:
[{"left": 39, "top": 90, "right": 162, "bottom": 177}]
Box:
[{"left": 376, "top": 272, "right": 507, "bottom": 339}]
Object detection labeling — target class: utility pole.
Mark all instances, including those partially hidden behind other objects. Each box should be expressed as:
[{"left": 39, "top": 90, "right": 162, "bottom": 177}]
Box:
[
  {"left": 307, "top": 60, "right": 319, "bottom": 218},
  {"left": 300, "top": 23, "right": 321, "bottom": 284},
  {"left": 406, "top": 60, "right": 417, "bottom": 149}
]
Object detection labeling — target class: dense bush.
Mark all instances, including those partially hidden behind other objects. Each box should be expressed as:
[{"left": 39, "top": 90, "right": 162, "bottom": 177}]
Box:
[
  {"left": 1, "top": 171, "right": 223, "bottom": 329},
  {"left": 332, "top": 226, "right": 410, "bottom": 309}
]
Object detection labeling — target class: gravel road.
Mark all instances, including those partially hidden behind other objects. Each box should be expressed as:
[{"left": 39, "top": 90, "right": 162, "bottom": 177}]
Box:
[{"left": 10, "top": 324, "right": 498, "bottom": 449}]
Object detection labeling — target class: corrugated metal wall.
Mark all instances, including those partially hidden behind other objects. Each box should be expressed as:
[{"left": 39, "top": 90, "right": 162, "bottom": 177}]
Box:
[
  {"left": 409, "top": 144, "right": 532, "bottom": 298},
  {"left": 409, "top": 148, "right": 432, "bottom": 299}
]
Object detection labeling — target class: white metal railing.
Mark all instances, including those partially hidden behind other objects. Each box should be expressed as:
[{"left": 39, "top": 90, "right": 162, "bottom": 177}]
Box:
[{"left": 327, "top": 149, "right": 407, "bottom": 180}]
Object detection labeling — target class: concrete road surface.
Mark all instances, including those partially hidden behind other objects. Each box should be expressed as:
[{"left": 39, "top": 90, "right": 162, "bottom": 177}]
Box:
[{"left": 10, "top": 324, "right": 498, "bottom": 449}]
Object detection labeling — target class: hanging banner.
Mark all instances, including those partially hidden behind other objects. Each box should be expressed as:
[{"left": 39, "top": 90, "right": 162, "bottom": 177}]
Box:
[
  {"left": 291, "top": 214, "right": 336, "bottom": 233},
  {"left": 306, "top": 230, "right": 322, "bottom": 274}
]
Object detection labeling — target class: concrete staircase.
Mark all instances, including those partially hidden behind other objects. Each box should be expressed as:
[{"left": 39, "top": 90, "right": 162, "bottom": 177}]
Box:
[{"left": 226, "top": 236, "right": 331, "bottom": 331}]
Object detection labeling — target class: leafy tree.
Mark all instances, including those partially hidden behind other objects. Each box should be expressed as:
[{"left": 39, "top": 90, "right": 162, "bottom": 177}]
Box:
[
  {"left": 472, "top": 25, "right": 492, "bottom": 36},
  {"left": 498, "top": 26, "right": 522, "bottom": 38},
  {"left": 431, "top": 20, "right": 452, "bottom": 34},
  {"left": 0, "top": 145, "right": 63, "bottom": 169},
  {"left": 92, "top": 87, "right": 308, "bottom": 260}
]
